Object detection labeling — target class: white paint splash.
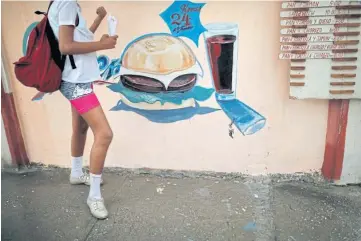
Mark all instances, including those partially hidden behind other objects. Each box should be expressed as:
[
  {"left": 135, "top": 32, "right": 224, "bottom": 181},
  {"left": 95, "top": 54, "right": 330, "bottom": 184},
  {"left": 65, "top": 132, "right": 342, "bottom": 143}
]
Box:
[{"left": 156, "top": 187, "right": 164, "bottom": 194}]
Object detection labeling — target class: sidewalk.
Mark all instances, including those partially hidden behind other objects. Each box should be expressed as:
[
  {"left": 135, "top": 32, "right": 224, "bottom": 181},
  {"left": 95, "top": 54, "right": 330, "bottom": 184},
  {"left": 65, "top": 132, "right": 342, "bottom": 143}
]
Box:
[{"left": 2, "top": 168, "right": 361, "bottom": 241}]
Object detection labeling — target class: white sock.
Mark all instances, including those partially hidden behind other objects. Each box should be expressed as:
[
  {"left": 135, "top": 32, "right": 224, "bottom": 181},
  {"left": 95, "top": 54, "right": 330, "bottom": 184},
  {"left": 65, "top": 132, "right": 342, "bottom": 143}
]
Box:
[
  {"left": 88, "top": 173, "right": 102, "bottom": 200},
  {"left": 71, "top": 156, "right": 84, "bottom": 178}
]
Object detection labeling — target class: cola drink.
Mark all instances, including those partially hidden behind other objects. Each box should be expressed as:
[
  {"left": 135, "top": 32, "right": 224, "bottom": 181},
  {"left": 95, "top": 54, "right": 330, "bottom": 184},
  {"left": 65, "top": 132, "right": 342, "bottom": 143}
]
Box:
[
  {"left": 204, "top": 23, "right": 238, "bottom": 100},
  {"left": 206, "top": 34, "right": 236, "bottom": 94}
]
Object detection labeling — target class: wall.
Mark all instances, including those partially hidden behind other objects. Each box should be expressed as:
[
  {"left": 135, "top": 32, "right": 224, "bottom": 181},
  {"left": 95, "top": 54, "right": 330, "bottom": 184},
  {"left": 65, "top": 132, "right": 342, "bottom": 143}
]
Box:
[
  {"left": 1, "top": 1, "right": 329, "bottom": 174},
  {"left": 1, "top": 116, "right": 12, "bottom": 166},
  {"left": 1, "top": 57, "right": 12, "bottom": 166},
  {"left": 339, "top": 100, "right": 361, "bottom": 184}
]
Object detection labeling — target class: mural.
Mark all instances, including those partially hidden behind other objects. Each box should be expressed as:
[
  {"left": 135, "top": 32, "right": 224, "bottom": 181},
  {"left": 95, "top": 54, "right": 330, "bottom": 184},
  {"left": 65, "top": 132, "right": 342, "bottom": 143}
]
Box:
[
  {"left": 25, "top": 0, "right": 266, "bottom": 136},
  {"left": 106, "top": 33, "right": 219, "bottom": 123}
]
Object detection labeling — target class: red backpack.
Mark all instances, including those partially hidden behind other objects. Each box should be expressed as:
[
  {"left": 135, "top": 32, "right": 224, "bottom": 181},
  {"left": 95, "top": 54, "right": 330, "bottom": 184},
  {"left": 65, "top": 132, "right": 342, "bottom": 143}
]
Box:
[{"left": 14, "top": 1, "right": 77, "bottom": 93}]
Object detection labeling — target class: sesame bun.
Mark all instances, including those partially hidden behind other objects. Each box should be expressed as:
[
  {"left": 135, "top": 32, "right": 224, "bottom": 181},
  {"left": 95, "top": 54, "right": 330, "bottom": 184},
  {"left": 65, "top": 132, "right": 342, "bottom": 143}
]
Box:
[{"left": 121, "top": 34, "right": 196, "bottom": 75}]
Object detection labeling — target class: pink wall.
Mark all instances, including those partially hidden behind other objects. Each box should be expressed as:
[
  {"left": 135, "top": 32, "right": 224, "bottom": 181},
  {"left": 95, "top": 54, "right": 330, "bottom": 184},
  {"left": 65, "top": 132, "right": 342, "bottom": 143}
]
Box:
[{"left": 2, "top": 1, "right": 329, "bottom": 174}]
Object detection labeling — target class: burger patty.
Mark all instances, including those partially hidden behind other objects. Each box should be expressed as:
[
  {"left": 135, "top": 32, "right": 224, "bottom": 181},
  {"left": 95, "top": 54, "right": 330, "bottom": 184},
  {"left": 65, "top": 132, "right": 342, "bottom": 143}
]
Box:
[{"left": 121, "top": 74, "right": 197, "bottom": 93}]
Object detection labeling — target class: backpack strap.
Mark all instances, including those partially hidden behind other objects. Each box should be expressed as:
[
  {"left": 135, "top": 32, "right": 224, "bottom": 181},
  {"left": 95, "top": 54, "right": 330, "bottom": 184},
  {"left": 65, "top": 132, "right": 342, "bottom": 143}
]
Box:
[
  {"left": 75, "top": 15, "right": 79, "bottom": 27},
  {"left": 47, "top": 1, "right": 54, "bottom": 13},
  {"left": 47, "top": 0, "right": 77, "bottom": 70},
  {"left": 68, "top": 12, "right": 78, "bottom": 69},
  {"left": 68, "top": 55, "right": 76, "bottom": 69}
]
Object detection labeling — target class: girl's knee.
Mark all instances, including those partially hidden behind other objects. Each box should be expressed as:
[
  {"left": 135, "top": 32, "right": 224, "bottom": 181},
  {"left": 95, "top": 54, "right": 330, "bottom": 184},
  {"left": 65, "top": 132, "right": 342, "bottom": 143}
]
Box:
[
  {"left": 96, "top": 128, "right": 113, "bottom": 144},
  {"left": 105, "top": 129, "right": 113, "bottom": 142}
]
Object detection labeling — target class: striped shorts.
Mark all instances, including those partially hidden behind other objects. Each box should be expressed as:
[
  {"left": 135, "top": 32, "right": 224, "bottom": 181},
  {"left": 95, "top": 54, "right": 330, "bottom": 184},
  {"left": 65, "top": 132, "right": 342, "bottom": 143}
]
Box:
[{"left": 59, "top": 81, "right": 100, "bottom": 114}]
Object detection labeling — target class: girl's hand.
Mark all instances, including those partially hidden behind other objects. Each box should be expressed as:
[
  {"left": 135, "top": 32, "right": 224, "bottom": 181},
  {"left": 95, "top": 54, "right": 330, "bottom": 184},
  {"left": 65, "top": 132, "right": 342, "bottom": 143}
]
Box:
[
  {"left": 96, "top": 7, "right": 107, "bottom": 19},
  {"left": 100, "top": 34, "right": 118, "bottom": 50}
]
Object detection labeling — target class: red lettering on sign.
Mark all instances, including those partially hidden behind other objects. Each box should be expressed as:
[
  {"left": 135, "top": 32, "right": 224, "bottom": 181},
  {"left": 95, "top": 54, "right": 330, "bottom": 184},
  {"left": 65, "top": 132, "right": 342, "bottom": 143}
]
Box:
[
  {"left": 287, "top": 29, "right": 296, "bottom": 34},
  {"left": 170, "top": 6, "right": 194, "bottom": 34},
  {"left": 330, "top": 0, "right": 342, "bottom": 6},
  {"left": 319, "top": 18, "right": 332, "bottom": 24},
  {"left": 181, "top": 4, "right": 201, "bottom": 13},
  {"left": 287, "top": 2, "right": 296, "bottom": 8}
]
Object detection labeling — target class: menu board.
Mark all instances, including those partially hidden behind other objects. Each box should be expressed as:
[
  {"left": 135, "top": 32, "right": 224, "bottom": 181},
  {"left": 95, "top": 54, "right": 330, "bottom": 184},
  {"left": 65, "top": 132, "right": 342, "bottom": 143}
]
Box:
[{"left": 280, "top": 0, "right": 361, "bottom": 99}]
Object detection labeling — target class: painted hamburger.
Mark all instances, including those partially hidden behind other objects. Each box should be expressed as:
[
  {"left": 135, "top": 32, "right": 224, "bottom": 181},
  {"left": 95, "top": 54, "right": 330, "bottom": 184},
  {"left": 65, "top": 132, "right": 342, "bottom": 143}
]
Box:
[{"left": 118, "top": 33, "right": 203, "bottom": 94}]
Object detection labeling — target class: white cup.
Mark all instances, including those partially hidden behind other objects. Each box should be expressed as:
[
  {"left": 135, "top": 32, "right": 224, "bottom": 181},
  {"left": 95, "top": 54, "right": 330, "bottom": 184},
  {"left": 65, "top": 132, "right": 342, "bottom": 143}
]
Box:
[{"left": 107, "top": 15, "right": 117, "bottom": 36}]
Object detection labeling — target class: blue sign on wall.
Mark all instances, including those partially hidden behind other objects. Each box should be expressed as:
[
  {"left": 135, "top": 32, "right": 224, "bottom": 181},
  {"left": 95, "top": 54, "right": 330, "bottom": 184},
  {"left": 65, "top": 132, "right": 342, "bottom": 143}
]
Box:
[{"left": 160, "top": 0, "right": 207, "bottom": 46}]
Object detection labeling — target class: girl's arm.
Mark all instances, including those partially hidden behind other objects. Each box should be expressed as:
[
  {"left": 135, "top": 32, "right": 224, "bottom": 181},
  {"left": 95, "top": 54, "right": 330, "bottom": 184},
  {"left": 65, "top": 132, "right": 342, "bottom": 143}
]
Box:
[
  {"left": 89, "top": 7, "right": 107, "bottom": 33},
  {"left": 58, "top": 3, "right": 117, "bottom": 55},
  {"left": 59, "top": 25, "right": 114, "bottom": 55},
  {"left": 59, "top": 25, "right": 117, "bottom": 55}
]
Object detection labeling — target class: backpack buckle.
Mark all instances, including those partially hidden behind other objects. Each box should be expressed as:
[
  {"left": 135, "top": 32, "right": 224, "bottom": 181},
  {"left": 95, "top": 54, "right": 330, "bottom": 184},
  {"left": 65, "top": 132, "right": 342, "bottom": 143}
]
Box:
[{"left": 35, "top": 11, "right": 46, "bottom": 15}]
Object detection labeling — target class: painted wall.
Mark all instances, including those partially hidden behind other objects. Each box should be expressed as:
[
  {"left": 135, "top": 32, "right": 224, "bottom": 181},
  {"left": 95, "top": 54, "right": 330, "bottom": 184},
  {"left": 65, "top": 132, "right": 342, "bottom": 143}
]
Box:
[{"left": 2, "top": 1, "right": 329, "bottom": 174}]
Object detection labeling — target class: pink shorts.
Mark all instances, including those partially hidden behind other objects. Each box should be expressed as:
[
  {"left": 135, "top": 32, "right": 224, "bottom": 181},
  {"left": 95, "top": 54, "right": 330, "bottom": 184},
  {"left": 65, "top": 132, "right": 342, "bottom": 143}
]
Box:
[{"left": 59, "top": 81, "right": 100, "bottom": 114}]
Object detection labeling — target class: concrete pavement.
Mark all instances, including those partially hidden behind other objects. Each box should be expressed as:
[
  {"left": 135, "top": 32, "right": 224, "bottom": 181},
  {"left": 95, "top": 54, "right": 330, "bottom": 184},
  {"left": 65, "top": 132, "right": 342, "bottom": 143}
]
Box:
[{"left": 2, "top": 168, "right": 361, "bottom": 241}]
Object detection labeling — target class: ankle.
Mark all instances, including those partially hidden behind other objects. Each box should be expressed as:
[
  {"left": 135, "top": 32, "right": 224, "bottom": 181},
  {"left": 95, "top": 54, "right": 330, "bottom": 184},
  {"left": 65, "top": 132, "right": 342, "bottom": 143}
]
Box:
[
  {"left": 71, "top": 156, "right": 84, "bottom": 177},
  {"left": 88, "top": 173, "right": 102, "bottom": 200}
]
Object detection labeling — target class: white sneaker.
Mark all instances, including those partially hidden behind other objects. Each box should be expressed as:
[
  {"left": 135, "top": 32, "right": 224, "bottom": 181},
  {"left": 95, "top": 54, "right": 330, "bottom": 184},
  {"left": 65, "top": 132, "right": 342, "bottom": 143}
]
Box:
[
  {"left": 87, "top": 198, "right": 109, "bottom": 219},
  {"left": 69, "top": 173, "right": 104, "bottom": 186}
]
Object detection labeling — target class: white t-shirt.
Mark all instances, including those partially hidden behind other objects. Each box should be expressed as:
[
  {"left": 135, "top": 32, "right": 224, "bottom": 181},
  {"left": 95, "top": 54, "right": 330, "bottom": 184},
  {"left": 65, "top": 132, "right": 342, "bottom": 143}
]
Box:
[{"left": 48, "top": 0, "right": 101, "bottom": 83}]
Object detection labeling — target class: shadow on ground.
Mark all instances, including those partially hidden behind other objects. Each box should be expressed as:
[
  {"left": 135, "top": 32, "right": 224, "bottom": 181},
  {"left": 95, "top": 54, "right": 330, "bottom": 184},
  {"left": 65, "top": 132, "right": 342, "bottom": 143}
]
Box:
[{"left": 2, "top": 169, "right": 361, "bottom": 241}]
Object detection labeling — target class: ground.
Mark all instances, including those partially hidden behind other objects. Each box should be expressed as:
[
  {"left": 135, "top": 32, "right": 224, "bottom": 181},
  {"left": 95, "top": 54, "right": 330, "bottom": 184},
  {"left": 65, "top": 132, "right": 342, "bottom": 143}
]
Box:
[{"left": 2, "top": 167, "right": 361, "bottom": 241}]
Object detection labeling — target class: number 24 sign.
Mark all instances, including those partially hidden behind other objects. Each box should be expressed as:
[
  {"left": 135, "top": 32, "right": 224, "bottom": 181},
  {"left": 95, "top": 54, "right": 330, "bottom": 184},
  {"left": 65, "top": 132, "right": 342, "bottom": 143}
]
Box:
[
  {"left": 160, "top": 0, "right": 207, "bottom": 46},
  {"left": 171, "top": 12, "right": 192, "bottom": 33}
]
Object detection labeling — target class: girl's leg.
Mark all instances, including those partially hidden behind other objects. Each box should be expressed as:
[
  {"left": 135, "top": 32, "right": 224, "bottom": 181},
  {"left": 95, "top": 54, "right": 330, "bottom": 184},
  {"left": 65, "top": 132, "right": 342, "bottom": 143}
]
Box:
[
  {"left": 81, "top": 105, "right": 113, "bottom": 175},
  {"left": 60, "top": 81, "right": 111, "bottom": 219},
  {"left": 71, "top": 106, "right": 89, "bottom": 157},
  {"left": 81, "top": 105, "right": 113, "bottom": 219},
  {"left": 69, "top": 106, "right": 105, "bottom": 186},
  {"left": 69, "top": 106, "right": 89, "bottom": 180}
]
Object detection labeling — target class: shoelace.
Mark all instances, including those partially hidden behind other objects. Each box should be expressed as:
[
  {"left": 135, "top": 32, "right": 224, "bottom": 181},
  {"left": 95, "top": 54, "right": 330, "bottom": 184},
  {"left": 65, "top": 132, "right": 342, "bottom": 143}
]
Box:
[
  {"left": 91, "top": 201, "right": 105, "bottom": 211},
  {"left": 81, "top": 174, "right": 90, "bottom": 182}
]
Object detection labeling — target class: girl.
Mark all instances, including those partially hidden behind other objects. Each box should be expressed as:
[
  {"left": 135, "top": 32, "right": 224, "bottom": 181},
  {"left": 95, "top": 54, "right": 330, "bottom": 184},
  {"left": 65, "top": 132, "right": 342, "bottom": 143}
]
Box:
[{"left": 48, "top": 0, "right": 118, "bottom": 219}]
